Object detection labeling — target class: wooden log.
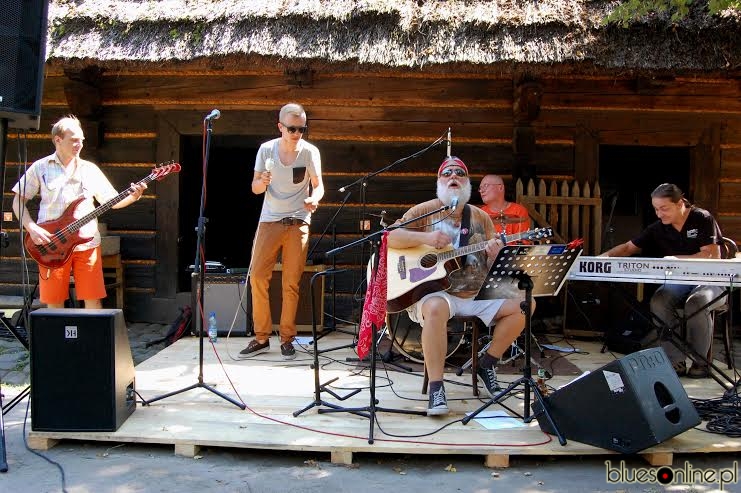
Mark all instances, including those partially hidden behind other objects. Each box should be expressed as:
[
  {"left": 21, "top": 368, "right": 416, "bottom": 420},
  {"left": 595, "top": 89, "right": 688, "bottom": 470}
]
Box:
[{"left": 485, "top": 454, "right": 510, "bottom": 468}]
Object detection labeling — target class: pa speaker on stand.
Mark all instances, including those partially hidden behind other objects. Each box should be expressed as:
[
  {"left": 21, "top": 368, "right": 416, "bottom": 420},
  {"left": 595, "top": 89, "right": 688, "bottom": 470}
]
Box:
[
  {"left": 0, "top": 0, "right": 49, "bottom": 130},
  {"left": 532, "top": 347, "right": 700, "bottom": 454}
]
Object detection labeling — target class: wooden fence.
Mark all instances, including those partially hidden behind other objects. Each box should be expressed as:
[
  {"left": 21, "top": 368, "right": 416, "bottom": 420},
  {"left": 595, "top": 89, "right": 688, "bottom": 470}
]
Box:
[{"left": 516, "top": 179, "right": 603, "bottom": 256}]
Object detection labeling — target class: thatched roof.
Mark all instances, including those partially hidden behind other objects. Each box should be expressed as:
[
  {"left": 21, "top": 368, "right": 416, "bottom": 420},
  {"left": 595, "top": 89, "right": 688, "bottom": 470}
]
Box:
[{"left": 46, "top": 0, "right": 741, "bottom": 75}]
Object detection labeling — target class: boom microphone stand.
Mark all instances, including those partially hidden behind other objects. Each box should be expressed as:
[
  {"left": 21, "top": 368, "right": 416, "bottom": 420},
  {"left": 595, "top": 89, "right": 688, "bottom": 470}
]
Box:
[
  {"left": 305, "top": 190, "right": 357, "bottom": 342},
  {"left": 0, "top": 117, "right": 8, "bottom": 472},
  {"left": 142, "top": 111, "right": 244, "bottom": 410},
  {"left": 316, "top": 206, "right": 455, "bottom": 443}
]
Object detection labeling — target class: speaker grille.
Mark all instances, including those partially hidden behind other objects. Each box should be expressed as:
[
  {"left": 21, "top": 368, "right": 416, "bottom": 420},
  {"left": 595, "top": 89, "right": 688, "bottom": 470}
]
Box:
[{"left": 0, "top": 0, "right": 48, "bottom": 129}]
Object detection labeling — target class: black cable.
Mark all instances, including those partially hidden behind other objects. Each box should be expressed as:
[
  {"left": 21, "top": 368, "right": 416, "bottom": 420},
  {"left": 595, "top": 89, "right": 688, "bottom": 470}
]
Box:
[
  {"left": 691, "top": 393, "right": 741, "bottom": 438},
  {"left": 21, "top": 397, "right": 69, "bottom": 492}
]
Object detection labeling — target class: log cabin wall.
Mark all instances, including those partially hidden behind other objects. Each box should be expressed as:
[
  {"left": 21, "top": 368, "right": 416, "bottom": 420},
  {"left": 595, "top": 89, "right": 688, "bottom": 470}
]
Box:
[{"left": 2, "top": 66, "right": 740, "bottom": 323}]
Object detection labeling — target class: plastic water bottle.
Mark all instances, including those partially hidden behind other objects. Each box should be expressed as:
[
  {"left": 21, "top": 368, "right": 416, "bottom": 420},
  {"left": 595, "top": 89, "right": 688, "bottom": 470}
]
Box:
[{"left": 208, "top": 312, "right": 218, "bottom": 343}]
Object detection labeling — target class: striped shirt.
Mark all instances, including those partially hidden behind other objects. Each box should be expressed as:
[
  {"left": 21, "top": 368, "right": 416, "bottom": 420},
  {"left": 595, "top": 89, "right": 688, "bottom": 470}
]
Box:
[{"left": 12, "top": 153, "right": 118, "bottom": 251}]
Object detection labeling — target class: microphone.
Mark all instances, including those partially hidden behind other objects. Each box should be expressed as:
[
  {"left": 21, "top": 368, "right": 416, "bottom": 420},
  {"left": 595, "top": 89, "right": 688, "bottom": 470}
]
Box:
[
  {"left": 446, "top": 127, "right": 451, "bottom": 158},
  {"left": 204, "top": 109, "right": 221, "bottom": 121},
  {"left": 450, "top": 196, "right": 459, "bottom": 211},
  {"left": 379, "top": 210, "right": 388, "bottom": 227}
]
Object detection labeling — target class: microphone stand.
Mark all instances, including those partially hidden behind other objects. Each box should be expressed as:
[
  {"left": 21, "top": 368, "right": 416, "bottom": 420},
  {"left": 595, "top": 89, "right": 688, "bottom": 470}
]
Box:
[
  {"left": 602, "top": 192, "right": 618, "bottom": 251},
  {"left": 316, "top": 204, "right": 453, "bottom": 443},
  {"left": 334, "top": 135, "right": 447, "bottom": 360},
  {"left": 142, "top": 115, "right": 244, "bottom": 409},
  {"left": 305, "top": 190, "right": 356, "bottom": 342},
  {"left": 599, "top": 192, "right": 619, "bottom": 354},
  {"left": 0, "top": 117, "right": 8, "bottom": 472}
]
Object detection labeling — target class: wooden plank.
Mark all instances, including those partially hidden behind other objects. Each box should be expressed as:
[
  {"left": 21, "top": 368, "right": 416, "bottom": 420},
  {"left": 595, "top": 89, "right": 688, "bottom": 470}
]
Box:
[
  {"left": 331, "top": 450, "right": 354, "bottom": 465},
  {"left": 174, "top": 443, "right": 201, "bottom": 458},
  {"left": 537, "top": 108, "right": 713, "bottom": 147},
  {"left": 574, "top": 124, "right": 599, "bottom": 183},
  {"left": 519, "top": 196, "right": 601, "bottom": 207},
  {"left": 691, "top": 124, "right": 722, "bottom": 213},
  {"left": 539, "top": 77, "right": 741, "bottom": 114},
  {"left": 100, "top": 75, "right": 514, "bottom": 109},
  {"left": 721, "top": 148, "right": 741, "bottom": 179},
  {"left": 484, "top": 454, "right": 510, "bottom": 468},
  {"left": 27, "top": 436, "right": 59, "bottom": 451},
  {"left": 640, "top": 452, "right": 673, "bottom": 467},
  {"left": 718, "top": 183, "right": 741, "bottom": 214},
  {"left": 155, "top": 117, "right": 181, "bottom": 298}
]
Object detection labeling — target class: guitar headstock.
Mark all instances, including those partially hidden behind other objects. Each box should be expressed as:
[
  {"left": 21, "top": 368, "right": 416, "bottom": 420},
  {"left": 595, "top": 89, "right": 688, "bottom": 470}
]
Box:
[
  {"left": 151, "top": 161, "right": 182, "bottom": 181},
  {"left": 524, "top": 227, "right": 554, "bottom": 240}
]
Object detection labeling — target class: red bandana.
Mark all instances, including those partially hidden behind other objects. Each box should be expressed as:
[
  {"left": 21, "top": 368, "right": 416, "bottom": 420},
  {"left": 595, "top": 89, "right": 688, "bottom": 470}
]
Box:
[{"left": 358, "top": 232, "right": 389, "bottom": 360}]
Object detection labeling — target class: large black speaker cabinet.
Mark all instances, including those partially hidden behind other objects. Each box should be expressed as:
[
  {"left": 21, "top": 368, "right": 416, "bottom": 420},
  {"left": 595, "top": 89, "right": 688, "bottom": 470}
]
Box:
[
  {"left": 0, "top": 0, "right": 49, "bottom": 130},
  {"left": 532, "top": 347, "right": 700, "bottom": 454},
  {"left": 30, "top": 308, "right": 136, "bottom": 432}
]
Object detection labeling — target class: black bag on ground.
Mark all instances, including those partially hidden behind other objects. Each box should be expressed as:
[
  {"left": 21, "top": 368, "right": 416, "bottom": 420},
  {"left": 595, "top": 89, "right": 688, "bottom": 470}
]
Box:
[
  {"left": 605, "top": 309, "right": 653, "bottom": 354},
  {"left": 146, "top": 305, "right": 193, "bottom": 347}
]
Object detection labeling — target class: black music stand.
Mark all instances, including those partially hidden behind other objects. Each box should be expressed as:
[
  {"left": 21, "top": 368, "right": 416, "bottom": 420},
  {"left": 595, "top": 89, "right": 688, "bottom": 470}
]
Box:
[{"left": 461, "top": 243, "right": 582, "bottom": 446}]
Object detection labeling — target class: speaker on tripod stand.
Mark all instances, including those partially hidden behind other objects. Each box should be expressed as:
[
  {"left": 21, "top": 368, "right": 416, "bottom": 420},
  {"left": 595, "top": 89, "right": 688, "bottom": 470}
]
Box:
[{"left": 0, "top": 0, "right": 48, "bottom": 130}]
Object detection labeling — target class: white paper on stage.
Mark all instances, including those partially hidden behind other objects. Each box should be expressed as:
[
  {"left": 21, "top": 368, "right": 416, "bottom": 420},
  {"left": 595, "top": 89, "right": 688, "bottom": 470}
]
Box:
[{"left": 465, "top": 410, "right": 527, "bottom": 430}]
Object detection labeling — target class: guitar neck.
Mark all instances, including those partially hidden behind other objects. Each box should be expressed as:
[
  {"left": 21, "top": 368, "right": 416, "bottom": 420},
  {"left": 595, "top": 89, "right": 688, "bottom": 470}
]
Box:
[
  {"left": 67, "top": 175, "right": 153, "bottom": 233},
  {"left": 437, "top": 231, "right": 530, "bottom": 262}
]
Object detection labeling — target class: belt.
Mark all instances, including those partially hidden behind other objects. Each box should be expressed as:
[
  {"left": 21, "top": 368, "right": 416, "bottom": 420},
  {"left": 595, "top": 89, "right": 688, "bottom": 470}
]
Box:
[{"left": 279, "top": 217, "right": 306, "bottom": 226}]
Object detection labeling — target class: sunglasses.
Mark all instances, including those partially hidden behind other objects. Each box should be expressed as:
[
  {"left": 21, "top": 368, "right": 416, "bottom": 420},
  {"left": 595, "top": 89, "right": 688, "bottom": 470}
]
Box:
[
  {"left": 479, "top": 183, "right": 503, "bottom": 191},
  {"left": 440, "top": 168, "right": 467, "bottom": 178},
  {"left": 281, "top": 122, "right": 308, "bottom": 134}
]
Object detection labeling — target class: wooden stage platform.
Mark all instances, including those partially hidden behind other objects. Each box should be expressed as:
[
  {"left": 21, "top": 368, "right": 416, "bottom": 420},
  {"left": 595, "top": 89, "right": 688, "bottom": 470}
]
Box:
[{"left": 27, "top": 334, "right": 741, "bottom": 467}]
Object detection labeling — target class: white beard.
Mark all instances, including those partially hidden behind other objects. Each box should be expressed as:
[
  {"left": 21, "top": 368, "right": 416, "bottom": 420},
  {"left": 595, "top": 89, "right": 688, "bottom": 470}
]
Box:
[{"left": 436, "top": 179, "right": 472, "bottom": 208}]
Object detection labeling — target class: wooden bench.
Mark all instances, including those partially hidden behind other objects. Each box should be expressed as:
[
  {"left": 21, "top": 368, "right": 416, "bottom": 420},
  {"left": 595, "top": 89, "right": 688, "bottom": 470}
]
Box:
[{"left": 69, "top": 253, "right": 124, "bottom": 310}]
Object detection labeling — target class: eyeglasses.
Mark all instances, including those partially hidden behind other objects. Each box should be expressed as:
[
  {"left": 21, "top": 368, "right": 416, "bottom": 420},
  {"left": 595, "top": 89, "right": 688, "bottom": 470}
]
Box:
[
  {"left": 440, "top": 168, "right": 467, "bottom": 178},
  {"left": 280, "top": 122, "right": 308, "bottom": 134},
  {"left": 479, "top": 183, "right": 503, "bottom": 191}
]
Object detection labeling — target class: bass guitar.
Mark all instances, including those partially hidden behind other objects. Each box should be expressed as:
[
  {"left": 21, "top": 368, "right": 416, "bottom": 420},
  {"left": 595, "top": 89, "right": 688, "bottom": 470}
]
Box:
[
  {"left": 378, "top": 227, "right": 553, "bottom": 312},
  {"left": 25, "top": 161, "right": 181, "bottom": 270}
]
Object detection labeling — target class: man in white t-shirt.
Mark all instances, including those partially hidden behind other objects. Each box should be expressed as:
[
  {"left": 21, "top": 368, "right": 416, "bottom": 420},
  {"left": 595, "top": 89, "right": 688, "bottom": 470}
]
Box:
[{"left": 239, "top": 103, "right": 324, "bottom": 360}]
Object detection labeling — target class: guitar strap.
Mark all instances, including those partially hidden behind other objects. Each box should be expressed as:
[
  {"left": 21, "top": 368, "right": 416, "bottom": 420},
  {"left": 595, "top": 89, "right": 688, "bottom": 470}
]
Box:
[
  {"left": 459, "top": 204, "right": 472, "bottom": 247},
  {"left": 457, "top": 204, "right": 473, "bottom": 267}
]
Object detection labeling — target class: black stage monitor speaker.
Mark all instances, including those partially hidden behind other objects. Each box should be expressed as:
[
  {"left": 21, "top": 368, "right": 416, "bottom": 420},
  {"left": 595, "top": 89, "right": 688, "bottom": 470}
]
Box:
[
  {"left": 0, "top": 0, "right": 49, "bottom": 130},
  {"left": 30, "top": 308, "right": 136, "bottom": 432},
  {"left": 532, "top": 347, "right": 700, "bottom": 454}
]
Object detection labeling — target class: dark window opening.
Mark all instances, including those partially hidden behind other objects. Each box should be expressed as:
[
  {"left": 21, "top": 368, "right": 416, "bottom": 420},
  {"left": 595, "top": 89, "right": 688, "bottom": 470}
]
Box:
[
  {"left": 177, "top": 135, "right": 265, "bottom": 292},
  {"left": 599, "top": 145, "right": 690, "bottom": 250}
]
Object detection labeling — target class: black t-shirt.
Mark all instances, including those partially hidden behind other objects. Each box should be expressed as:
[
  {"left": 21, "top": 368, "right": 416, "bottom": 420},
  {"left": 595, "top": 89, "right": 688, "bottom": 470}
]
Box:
[{"left": 632, "top": 206, "right": 721, "bottom": 257}]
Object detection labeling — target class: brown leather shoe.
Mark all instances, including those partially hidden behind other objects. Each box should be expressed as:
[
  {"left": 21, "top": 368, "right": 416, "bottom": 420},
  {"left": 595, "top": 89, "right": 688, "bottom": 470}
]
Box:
[
  {"left": 672, "top": 360, "right": 687, "bottom": 377},
  {"left": 687, "top": 363, "right": 709, "bottom": 379}
]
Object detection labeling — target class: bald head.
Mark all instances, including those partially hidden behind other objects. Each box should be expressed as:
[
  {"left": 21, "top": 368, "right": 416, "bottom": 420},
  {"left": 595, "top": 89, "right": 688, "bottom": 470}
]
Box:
[{"left": 479, "top": 174, "right": 506, "bottom": 206}]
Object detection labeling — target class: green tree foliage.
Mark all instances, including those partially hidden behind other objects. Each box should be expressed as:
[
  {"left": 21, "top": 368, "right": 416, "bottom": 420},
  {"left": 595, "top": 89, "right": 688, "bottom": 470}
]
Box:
[{"left": 605, "top": 0, "right": 741, "bottom": 26}]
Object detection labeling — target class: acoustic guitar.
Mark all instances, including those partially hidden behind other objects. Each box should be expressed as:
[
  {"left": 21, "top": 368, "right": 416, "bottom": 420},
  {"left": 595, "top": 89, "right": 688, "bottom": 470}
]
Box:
[
  {"left": 374, "top": 227, "right": 553, "bottom": 313},
  {"left": 25, "top": 161, "right": 181, "bottom": 270}
]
